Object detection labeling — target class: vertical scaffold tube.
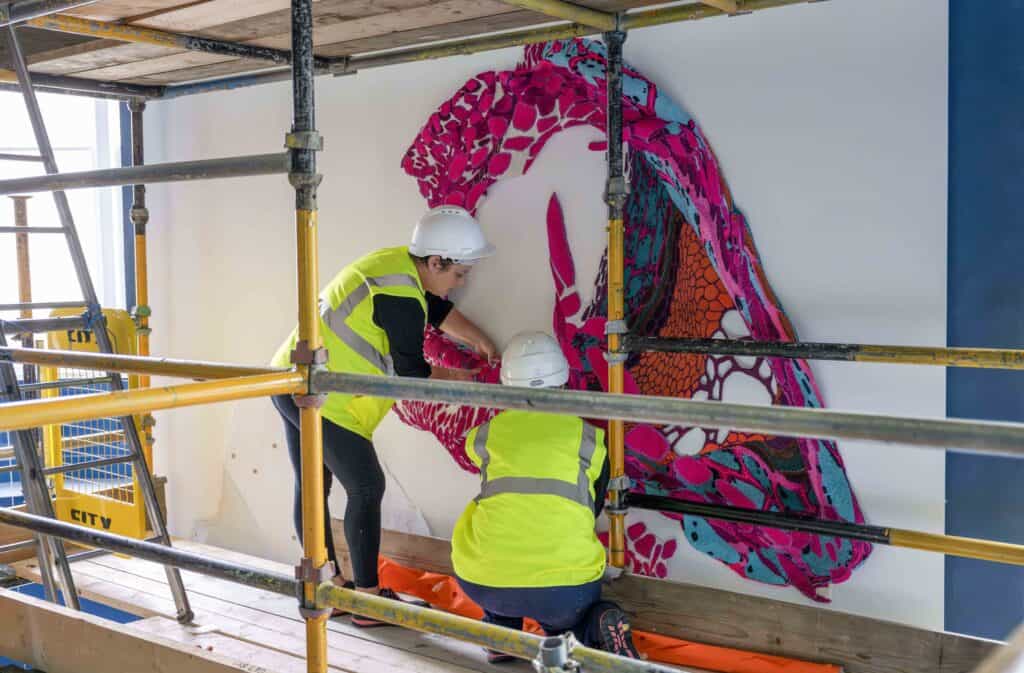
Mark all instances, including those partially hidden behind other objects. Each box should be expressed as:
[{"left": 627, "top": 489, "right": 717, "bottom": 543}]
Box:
[
  {"left": 128, "top": 100, "right": 154, "bottom": 468},
  {"left": 604, "top": 27, "right": 627, "bottom": 569},
  {"left": 288, "top": 2, "right": 328, "bottom": 672},
  {"left": 11, "top": 195, "right": 37, "bottom": 396}
]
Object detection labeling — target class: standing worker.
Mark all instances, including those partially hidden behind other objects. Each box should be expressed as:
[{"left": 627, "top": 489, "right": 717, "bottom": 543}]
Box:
[
  {"left": 272, "top": 206, "right": 498, "bottom": 626},
  {"left": 451, "top": 332, "right": 641, "bottom": 661}
]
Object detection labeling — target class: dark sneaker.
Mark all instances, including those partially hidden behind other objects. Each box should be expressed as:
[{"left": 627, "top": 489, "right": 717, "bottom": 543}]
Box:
[
  {"left": 484, "top": 648, "right": 517, "bottom": 664},
  {"left": 350, "top": 588, "right": 429, "bottom": 628},
  {"left": 596, "top": 607, "right": 640, "bottom": 659}
]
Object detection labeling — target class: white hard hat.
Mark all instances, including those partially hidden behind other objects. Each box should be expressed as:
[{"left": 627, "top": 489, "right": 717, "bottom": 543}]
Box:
[
  {"left": 500, "top": 331, "right": 569, "bottom": 389},
  {"left": 409, "top": 206, "right": 496, "bottom": 265}
]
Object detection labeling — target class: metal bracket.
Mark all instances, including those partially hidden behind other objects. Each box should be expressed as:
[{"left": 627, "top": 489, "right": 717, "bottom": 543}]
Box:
[
  {"left": 288, "top": 171, "right": 323, "bottom": 190},
  {"left": 130, "top": 205, "right": 149, "bottom": 232},
  {"left": 285, "top": 131, "right": 324, "bottom": 151},
  {"left": 295, "top": 558, "right": 335, "bottom": 583},
  {"left": 83, "top": 305, "right": 107, "bottom": 333},
  {"left": 293, "top": 393, "right": 327, "bottom": 408},
  {"left": 604, "top": 352, "right": 628, "bottom": 366},
  {"left": 604, "top": 320, "right": 628, "bottom": 336},
  {"left": 295, "top": 558, "right": 335, "bottom": 620},
  {"left": 603, "top": 175, "right": 629, "bottom": 208},
  {"left": 532, "top": 634, "right": 581, "bottom": 673},
  {"left": 605, "top": 505, "right": 630, "bottom": 516},
  {"left": 606, "top": 475, "right": 633, "bottom": 491},
  {"left": 290, "top": 340, "right": 327, "bottom": 366}
]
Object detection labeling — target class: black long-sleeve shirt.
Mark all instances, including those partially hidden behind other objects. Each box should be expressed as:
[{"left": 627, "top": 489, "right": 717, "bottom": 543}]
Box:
[{"left": 372, "top": 292, "right": 453, "bottom": 378}]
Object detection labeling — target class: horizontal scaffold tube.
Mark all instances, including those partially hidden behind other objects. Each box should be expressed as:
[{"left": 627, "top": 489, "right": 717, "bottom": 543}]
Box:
[
  {"left": 0, "top": 152, "right": 289, "bottom": 195},
  {"left": 627, "top": 494, "right": 1024, "bottom": 566},
  {"left": 26, "top": 13, "right": 335, "bottom": 70},
  {"left": 158, "top": 0, "right": 823, "bottom": 100},
  {"left": 311, "top": 371, "right": 1024, "bottom": 458},
  {"left": 0, "top": 69, "right": 163, "bottom": 98},
  {"left": 497, "top": 0, "right": 617, "bottom": 30},
  {"left": 338, "top": 0, "right": 791, "bottom": 73},
  {"left": 0, "top": 507, "right": 297, "bottom": 595},
  {"left": 0, "top": 0, "right": 96, "bottom": 27},
  {"left": 1, "top": 315, "right": 85, "bottom": 334},
  {"left": 318, "top": 584, "right": 678, "bottom": 673},
  {"left": 0, "top": 371, "right": 304, "bottom": 431},
  {"left": 0, "top": 300, "right": 81, "bottom": 311},
  {"left": 622, "top": 336, "right": 1024, "bottom": 370},
  {"left": 0, "top": 507, "right": 675, "bottom": 672},
  {"left": 1, "top": 345, "right": 285, "bottom": 379}
]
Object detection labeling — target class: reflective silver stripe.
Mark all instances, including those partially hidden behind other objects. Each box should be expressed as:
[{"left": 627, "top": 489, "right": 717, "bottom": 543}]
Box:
[
  {"left": 321, "top": 271, "right": 421, "bottom": 375},
  {"left": 478, "top": 477, "right": 590, "bottom": 508},
  {"left": 576, "top": 422, "right": 598, "bottom": 509},
  {"left": 474, "top": 420, "right": 598, "bottom": 510},
  {"left": 473, "top": 422, "right": 491, "bottom": 484}
]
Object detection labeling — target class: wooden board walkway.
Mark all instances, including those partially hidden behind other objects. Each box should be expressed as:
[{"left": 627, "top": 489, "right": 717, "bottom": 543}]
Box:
[{"left": 12, "top": 539, "right": 536, "bottom": 673}]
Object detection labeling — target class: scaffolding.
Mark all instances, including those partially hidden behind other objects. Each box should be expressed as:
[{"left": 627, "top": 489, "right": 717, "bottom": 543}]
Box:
[{"left": 0, "top": 0, "right": 1022, "bottom": 672}]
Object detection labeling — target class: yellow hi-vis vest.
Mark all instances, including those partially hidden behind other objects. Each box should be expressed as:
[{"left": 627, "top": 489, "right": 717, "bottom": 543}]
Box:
[
  {"left": 272, "top": 246, "right": 428, "bottom": 438},
  {"left": 451, "top": 409, "right": 607, "bottom": 588}
]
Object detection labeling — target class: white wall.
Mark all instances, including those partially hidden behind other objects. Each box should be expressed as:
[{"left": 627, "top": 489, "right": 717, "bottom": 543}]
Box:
[{"left": 145, "top": 0, "right": 948, "bottom": 630}]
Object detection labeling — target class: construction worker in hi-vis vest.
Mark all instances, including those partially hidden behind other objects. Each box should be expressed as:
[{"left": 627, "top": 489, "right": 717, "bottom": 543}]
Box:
[
  {"left": 271, "top": 206, "right": 498, "bottom": 626},
  {"left": 451, "top": 332, "right": 641, "bottom": 662}
]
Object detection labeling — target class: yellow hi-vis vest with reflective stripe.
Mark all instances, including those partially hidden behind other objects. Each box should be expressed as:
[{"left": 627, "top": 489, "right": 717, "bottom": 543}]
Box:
[
  {"left": 451, "top": 409, "right": 607, "bottom": 588},
  {"left": 272, "top": 246, "right": 427, "bottom": 438}
]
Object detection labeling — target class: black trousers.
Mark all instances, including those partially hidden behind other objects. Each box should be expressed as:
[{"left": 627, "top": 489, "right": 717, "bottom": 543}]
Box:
[{"left": 272, "top": 394, "right": 385, "bottom": 588}]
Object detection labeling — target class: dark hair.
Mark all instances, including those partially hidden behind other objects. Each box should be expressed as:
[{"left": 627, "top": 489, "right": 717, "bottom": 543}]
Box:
[{"left": 410, "top": 253, "right": 454, "bottom": 270}]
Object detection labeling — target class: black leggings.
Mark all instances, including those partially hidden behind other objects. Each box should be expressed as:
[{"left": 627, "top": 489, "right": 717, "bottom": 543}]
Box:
[{"left": 272, "top": 394, "right": 385, "bottom": 588}]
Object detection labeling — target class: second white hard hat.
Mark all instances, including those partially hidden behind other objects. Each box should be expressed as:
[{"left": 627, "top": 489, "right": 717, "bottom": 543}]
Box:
[
  {"left": 409, "top": 206, "right": 495, "bottom": 265},
  {"left": 500, "top": 331, "right": 569, "bottom": 389}
]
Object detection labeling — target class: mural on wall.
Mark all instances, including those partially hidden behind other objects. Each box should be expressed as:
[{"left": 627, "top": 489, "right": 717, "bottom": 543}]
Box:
[{"left": 395, "top": 38, "right": 872, "bottom": 602}]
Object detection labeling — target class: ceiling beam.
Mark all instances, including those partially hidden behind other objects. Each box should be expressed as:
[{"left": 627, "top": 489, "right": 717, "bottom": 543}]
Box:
[
  {"left": 500, "top": 0, "right": 618, "bottom": 31},
  {"left": 699, "top": 0, "right": 740, "bottom": 14}
]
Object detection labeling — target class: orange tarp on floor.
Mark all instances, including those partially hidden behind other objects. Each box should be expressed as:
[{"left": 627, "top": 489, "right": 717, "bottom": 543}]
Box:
[{"left": 378, "top": 557, "right": 840, "bottom": 673}]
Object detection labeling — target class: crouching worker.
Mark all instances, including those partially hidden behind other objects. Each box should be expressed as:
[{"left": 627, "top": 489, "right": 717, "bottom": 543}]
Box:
[{"left": 451, "top": 332, "right": 640, "bottom": 662}]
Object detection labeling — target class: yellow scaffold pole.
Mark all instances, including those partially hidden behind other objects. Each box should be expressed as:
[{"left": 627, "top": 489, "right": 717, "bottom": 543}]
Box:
[
  {"left": 604, "top": 26, "right": 628, "bottom": 569},
  {"left": 286, "top": 2, "right": 329, "bottom": 672}
]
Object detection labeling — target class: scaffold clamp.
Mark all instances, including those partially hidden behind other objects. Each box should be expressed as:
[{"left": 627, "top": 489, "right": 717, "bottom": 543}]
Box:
[
  {"left": 604, "top": 320, "right": 628, "bottom": 335},
  {"left": 294, "top": 558, "right": 335, "bottom": 620},
  {"left": 290, "top": 340, "right": 327, "bottom": 366},
  {"left": 533, "top": 634, "right": 581, "bottom": 673},
  {"left": 285, "top": 131, "right": 323, "bottom": 151}
]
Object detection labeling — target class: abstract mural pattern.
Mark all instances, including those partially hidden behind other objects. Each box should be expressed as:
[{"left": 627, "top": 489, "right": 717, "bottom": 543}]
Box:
[{"left": 395, "top": 38, "right": 871, "bottom": 601}]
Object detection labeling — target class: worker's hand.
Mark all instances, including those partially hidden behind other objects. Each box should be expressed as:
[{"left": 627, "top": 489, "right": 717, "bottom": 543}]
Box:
[{"left": 475, "top": 336, "right": 499, "bottom": 365}]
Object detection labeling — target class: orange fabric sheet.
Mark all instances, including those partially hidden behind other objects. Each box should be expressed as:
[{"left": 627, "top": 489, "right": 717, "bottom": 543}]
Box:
[{"left": 377, "top": 557, "right": 840, "bottom": 673}]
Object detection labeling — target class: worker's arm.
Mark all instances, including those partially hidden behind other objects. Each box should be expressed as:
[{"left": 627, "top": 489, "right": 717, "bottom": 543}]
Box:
[
  {"left": 439, "top": 307, "right": 499, "bottom": 364},
  {"left": 372, "top": 294, "right": 478, "bottom": 380}
]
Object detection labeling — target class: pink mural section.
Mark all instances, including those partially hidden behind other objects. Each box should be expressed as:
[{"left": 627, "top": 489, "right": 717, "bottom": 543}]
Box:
[{"left": 395, "top": 38, "right": 871, "bottom": 601}]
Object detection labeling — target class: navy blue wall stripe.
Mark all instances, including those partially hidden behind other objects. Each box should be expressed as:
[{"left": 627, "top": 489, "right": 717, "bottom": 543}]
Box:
[{"left": 946, "top": 0, "right": 1024, "bottom": 640}]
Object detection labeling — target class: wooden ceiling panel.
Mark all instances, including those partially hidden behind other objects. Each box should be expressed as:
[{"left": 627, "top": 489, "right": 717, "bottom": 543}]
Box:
[
  {"left": 25, "top": 0, "right": 441, "bottom": 77},
  {"left": 63, "top": 1, "right": 195, "bottom": 22},
  {"left": 18, "top": 0, "right": 712, "bottom": 86},
  {"left": 0, "top": 27, "right": 100, "bottom": 70}
]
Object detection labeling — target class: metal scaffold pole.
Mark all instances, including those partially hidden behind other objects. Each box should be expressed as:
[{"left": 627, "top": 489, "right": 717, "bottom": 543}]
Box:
[
  {"left": 128, "top": 100, "right": 155, "bottom": 468},
  {"left": 287, "top": 1, "right": 330, "bottom": 672},
  {"left": 603, "top": 25, "right": 628, "bottom": 570}
]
